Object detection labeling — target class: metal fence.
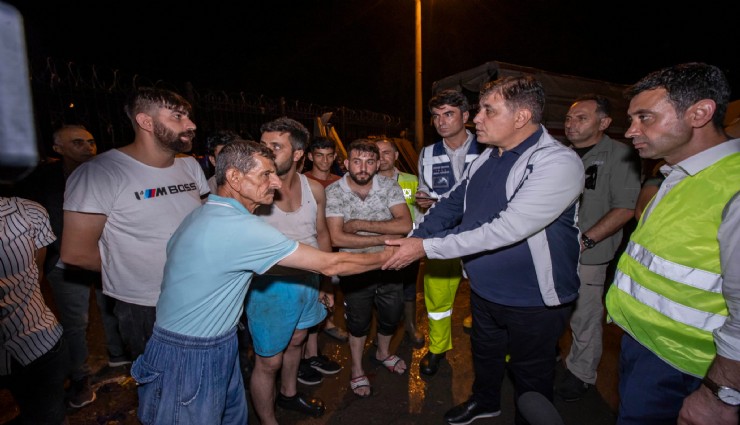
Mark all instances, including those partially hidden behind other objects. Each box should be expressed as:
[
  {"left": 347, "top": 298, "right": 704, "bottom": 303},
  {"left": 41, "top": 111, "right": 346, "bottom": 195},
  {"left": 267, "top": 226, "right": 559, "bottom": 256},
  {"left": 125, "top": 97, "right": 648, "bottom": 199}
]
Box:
[{"left": 28, "top": 58, "right": 410, "bottom": 159}]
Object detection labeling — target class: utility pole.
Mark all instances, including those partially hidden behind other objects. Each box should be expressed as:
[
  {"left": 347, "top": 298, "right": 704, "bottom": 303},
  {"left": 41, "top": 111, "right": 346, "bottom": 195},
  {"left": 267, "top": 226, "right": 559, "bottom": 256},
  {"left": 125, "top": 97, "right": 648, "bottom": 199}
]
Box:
[{"left": 414, "top": 0, "right": 423, "bottom": 152}]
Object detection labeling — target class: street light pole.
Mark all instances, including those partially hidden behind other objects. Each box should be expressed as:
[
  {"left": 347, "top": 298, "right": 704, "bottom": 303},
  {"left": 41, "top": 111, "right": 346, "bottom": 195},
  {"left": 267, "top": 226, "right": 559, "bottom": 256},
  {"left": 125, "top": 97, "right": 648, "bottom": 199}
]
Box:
[{"left": 414, "top": 0, "right": 423, "bottom": 152}]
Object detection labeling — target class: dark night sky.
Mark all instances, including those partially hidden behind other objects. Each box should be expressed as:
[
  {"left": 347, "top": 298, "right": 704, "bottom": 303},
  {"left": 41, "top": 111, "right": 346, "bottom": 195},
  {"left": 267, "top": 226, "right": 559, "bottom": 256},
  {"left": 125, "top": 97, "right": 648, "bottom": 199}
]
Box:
[{"left": 8, "top": 0, "right": 740, "bottom": 121}]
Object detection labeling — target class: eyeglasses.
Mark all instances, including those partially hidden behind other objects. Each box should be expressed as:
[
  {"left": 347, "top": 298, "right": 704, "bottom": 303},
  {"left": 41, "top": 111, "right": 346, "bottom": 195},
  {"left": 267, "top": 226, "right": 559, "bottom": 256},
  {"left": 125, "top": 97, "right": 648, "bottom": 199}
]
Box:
[{"left": 585, "top": 164, "right": 598, "bottom": 190}]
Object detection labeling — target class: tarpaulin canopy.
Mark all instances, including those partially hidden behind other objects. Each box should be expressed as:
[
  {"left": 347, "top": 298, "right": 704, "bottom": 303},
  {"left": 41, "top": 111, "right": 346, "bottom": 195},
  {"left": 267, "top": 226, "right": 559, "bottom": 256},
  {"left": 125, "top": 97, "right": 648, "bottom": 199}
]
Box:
[{"left": 432, "top": 61, "right": 631, "bottom": 141}]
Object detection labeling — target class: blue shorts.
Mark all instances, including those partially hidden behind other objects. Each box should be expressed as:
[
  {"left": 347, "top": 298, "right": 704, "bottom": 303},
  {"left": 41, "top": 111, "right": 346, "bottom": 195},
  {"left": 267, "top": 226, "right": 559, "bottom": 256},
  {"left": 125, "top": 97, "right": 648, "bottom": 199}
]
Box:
[
  {"left": 131, "top": 326, "right": 246, "bottom": 425},
  {"left": 246, "top": 273, "right": 327, "bottom": 357}
]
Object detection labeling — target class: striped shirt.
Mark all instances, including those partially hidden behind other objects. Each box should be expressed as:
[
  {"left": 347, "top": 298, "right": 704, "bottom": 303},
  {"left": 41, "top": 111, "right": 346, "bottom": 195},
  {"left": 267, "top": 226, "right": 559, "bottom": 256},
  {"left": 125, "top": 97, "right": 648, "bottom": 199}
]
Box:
[{"left": 0, "top": 197, "right": 61, "bottom": 374}]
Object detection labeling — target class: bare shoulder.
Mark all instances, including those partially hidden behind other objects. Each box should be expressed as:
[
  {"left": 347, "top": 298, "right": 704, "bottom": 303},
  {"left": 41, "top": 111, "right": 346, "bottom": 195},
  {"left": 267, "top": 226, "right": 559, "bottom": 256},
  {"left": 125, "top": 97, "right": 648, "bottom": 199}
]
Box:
[{"left": 307, "top": 176, "right": 326, "bottom": 199}]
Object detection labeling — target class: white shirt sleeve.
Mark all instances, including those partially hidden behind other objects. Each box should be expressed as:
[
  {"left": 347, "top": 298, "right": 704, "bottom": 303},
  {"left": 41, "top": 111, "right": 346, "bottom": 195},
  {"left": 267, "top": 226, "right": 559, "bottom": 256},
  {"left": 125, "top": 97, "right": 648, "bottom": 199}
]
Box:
[{"left": 714, "top": 192, "right": 740, "bottom": 361}]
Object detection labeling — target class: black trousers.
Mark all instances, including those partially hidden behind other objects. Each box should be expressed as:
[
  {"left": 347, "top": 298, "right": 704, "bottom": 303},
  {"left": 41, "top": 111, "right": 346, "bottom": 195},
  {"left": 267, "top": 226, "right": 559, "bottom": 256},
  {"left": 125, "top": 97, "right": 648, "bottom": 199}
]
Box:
[
  {"left": 1, "top": 337, "right": 69, "bottom": 424},
  {"left": 469, "top": 291, "right": 571, "bottom": 414}
]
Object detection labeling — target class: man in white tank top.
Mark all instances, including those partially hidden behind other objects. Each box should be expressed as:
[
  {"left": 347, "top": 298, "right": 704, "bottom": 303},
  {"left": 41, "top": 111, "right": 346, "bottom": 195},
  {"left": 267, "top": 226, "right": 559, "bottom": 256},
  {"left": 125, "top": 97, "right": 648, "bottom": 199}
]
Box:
[{"left": 247, "top": 118, "right": 335, "bottom": 422}]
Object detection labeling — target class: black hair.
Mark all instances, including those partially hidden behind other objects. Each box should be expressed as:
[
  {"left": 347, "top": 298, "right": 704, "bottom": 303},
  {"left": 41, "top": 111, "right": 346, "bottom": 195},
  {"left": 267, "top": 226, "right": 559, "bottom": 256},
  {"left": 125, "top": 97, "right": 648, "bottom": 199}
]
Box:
[
  {"left": 480, "top": 75, "right": 546, "bottom": 124},
  {"left": 625, "top": 62, "right": 730, "bottom": 129},
  {"left": 428, "top": 89, "right": 470, "bottom": 113}
]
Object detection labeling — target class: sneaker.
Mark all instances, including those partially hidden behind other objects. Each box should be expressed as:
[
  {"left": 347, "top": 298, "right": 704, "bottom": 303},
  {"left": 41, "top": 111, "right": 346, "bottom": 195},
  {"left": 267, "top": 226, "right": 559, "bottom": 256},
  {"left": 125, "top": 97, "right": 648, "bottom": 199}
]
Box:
[
  {"left": 305, "top": 355, "right": 341, "bottom": 375},
  {"left": 556, "top": 369, "right": 591, "bottom": 401},
  {"left": 276, "top": 392, "right": 325, "bottom": 417},
  {"left": 68, "top": 376, "right": 96, "bottom": 408},
  {"left": 297, "top": 360, "right": 323, "bottom": 385},
  {"left": 108, "top": 356, "right": 132, "bottom": 367},
  {"left": 444, "top": 398, "right": 500, "bottom": 425}
]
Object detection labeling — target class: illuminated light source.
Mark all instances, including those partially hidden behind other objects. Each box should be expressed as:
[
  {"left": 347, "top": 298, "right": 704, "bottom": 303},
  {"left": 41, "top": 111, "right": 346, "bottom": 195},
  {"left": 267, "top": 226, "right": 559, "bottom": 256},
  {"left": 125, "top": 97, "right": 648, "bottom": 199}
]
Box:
[{"left": 415, "top": 0, "right": 423, "bottom": 151}]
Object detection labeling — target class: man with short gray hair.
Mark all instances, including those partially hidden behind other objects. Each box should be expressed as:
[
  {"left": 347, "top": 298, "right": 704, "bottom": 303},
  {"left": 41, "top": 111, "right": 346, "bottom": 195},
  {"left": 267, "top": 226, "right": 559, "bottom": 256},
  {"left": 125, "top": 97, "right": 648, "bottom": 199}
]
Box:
[{"left": 132, "top": 139, "right": 393, "bottom": 425}]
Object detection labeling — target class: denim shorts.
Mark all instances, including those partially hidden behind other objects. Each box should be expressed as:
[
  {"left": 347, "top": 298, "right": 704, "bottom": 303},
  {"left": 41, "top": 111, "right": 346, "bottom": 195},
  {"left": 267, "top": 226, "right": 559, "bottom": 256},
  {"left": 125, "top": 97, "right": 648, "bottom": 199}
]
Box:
[{"left": 131, "top": 326, "right": 246, "bottom": 425}]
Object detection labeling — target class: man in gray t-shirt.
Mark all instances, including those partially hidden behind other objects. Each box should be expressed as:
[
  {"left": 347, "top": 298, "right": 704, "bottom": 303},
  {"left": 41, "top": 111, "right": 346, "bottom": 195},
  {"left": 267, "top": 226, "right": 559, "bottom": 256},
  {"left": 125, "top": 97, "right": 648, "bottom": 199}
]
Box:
[
  {"left": 557, "top": 94, "right": 641, "bottom": 401},
  {"left": 325, "top": 139, "right": 412, "bottom": 397}
]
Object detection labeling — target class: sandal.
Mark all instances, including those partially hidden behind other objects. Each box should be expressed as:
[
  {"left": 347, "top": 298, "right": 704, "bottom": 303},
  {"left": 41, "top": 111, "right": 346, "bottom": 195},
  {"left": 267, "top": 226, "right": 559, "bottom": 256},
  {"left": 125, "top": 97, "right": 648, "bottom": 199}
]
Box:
[
  {"left": 322, "top": 326, "right": 349, "bottom": 343},
  {"left": 350, "top": 375, "right": 372, "bottom": 398},
  {"left": 371, "top": 354, "right": 406, "bottom": 375}
]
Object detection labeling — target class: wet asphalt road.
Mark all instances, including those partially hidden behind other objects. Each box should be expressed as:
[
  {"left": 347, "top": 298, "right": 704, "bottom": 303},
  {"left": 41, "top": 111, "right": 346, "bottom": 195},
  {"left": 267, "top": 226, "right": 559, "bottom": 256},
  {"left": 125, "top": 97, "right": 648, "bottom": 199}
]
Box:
[{"left": 1, "top": 263, "right": 618, "bottom": 424}]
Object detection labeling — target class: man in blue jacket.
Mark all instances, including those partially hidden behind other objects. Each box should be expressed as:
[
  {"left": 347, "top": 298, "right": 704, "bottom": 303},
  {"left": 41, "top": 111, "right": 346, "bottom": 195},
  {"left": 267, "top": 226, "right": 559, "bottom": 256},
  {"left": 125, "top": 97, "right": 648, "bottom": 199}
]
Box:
[{"left": 384, "top": 75, "right": 584, "bottom": 425}]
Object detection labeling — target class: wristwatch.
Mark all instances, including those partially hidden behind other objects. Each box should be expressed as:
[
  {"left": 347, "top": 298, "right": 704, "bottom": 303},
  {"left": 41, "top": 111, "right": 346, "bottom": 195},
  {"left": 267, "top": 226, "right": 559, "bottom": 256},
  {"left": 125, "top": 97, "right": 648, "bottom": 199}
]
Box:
[
  {"left": 581, "top": 234, "right": 597, "bottom": 249},
  {"left": 702, "top": 376, "right": 740, "bottom": 406}
]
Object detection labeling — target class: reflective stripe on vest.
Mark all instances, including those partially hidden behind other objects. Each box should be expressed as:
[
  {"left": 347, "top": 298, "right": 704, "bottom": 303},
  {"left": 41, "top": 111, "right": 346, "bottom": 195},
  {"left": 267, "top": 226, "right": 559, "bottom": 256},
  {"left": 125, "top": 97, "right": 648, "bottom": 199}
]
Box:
[
  {"left": 606, "top": 153, "right": 740, "bottom": 377},
  {"left": 613, "top": 242, "right": 724, "bottom": 332},
  {"left": 624, "top": 241, "right": 722, "bottom": 294}
]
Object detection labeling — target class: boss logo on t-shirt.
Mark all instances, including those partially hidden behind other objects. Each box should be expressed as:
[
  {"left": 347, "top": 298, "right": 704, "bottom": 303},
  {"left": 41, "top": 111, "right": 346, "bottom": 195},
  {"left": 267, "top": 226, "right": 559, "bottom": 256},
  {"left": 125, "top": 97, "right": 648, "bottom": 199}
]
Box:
[{"left": 134, "top": 182, "right": 198, "bottom": 200}]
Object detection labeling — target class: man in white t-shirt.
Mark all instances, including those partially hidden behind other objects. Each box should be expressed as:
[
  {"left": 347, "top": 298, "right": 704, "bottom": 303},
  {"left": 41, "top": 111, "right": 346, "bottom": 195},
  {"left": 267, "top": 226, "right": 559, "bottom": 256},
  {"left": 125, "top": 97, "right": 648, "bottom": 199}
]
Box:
[{"left": 62, "top": 87, "right": 209, "bottom": 359}]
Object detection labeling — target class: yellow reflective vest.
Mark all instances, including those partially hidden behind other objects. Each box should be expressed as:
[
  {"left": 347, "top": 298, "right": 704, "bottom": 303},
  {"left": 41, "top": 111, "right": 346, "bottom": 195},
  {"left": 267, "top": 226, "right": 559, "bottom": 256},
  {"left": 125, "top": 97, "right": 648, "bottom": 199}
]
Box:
[
  {"left": 397, "top": 171, "right": 418, "bottom": 222},
  {"left": 606, "top": 153, "right": 740, "bottom": 377}
]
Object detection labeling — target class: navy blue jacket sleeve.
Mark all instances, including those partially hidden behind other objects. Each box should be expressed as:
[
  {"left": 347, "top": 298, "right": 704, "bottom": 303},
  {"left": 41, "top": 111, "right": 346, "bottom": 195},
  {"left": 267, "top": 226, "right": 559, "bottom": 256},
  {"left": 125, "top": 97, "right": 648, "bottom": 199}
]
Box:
[{"left": 412, "top": 180, "right": 468, "bottom": 238}]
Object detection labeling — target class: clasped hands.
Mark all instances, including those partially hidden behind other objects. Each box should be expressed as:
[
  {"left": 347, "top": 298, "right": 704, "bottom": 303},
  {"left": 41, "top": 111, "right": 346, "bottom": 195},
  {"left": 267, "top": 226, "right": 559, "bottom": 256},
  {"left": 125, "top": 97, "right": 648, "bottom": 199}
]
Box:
[{"left": 382, "top": 237, "right": 425, "bottom": 270}]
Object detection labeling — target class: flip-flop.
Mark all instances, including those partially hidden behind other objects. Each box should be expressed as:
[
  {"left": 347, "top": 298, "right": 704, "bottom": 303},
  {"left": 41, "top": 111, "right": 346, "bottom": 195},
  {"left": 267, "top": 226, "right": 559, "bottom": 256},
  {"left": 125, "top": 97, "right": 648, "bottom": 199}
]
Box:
[
  {"left": 350, "top": 375, "right": 372, "bottom": 398},
  {"left": 371, "top": 354, "right": 406, "bottom": 375}
]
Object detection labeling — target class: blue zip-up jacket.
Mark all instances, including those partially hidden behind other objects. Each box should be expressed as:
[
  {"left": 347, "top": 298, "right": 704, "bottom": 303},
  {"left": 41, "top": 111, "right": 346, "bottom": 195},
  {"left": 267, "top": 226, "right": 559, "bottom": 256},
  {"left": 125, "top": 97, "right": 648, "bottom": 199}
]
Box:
[{"left": 414, "top": 126, "right": 584, "bottom": 306}]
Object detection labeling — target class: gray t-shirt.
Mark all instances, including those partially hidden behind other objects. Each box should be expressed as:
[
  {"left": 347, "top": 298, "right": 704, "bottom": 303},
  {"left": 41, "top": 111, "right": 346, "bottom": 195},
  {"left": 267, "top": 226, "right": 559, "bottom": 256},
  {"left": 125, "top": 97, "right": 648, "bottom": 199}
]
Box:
[
  {"left": 325, "top": 173, "right": 406, "bottom": 253},
  {"left": 577, "top": 136, "right": 641, "bottom": 264}
]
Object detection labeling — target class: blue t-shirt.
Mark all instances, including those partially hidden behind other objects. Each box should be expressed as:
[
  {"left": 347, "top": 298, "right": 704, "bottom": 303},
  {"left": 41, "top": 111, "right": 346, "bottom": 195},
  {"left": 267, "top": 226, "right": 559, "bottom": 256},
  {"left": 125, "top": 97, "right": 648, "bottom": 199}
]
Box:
[{"left": 155, "top": 195, "right": 298, "bottom": 337}]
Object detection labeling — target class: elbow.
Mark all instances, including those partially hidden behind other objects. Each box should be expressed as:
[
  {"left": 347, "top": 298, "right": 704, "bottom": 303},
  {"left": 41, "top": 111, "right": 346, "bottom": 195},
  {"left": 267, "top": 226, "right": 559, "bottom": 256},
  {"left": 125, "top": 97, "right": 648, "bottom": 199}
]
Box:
[
  {"left": 329, "top": 232, "right": 351, "bottom": 249},
  {"left": 61, "top": 252, "right": 85, "bottom": 269},
  {"left": 60, "top": 251, "right": 75, "bottom": 267},
  {"left": 398, "top": 218, "right": 413, "bottom": 235},
  {"left": 60, "top": 250, "right": 98, "bottom": 271}
]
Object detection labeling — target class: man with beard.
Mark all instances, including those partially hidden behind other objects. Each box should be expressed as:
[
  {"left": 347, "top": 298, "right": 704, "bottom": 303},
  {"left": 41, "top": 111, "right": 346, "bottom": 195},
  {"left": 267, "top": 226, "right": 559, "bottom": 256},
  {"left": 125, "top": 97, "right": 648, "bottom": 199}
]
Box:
[
  {"left": 246, "top": 117, "right": 339, "bottom": 422},
  {"left": 62, "top": 87, "right": 209, "bottom": 360},
  {"left": 325, "top": 139, "right": 412, "bottom": 397}
]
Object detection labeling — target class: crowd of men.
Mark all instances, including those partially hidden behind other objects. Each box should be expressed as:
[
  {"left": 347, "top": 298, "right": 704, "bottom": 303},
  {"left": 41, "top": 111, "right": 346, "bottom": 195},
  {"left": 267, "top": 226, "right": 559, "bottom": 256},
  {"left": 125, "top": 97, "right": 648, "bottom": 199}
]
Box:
[{"left": 1, "top": 62, "right": 738, "bottom": 425}]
